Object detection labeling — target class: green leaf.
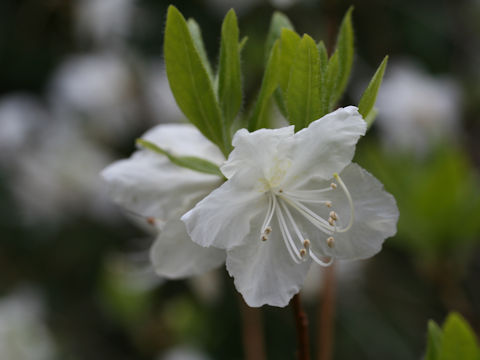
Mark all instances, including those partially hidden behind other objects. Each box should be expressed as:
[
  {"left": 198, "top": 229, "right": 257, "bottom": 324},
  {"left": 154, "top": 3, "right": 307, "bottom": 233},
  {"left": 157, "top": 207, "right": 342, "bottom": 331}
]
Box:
[
  {"left": 331, "top": 6, "right": 354, "bottom": 105},
  {"left": 318, "top": 41, "right": 328, "bottom": 75},
  {"left": 136, "top": 139, "right": 224, "bottom": 177},
  {"left": 248, "top": 40, "right": 281, "bottom": 131},
  {"left": 164, "top": 6, "right": 226, "bottom": 155},
  {"left": 239, "top": 36, "right": 248, "bottom": 52},
  {"left": 265, "top": 12, "right": 294, "bottom": 64},
  {"left": 286, "top": 34, "right": 321, "bottom": 130},
  {"left": 187, "top": 18, "right": 214, "bottom": 80},
  {"left": 321, "top": 51, "right": 340, "bottom": 115},
  {"left": 425, "top": 320, "right": 443, "bottom": 360},
  {"left": 218, "top": 9, "right": 242, "bottom": 142},
  {"left": 278, "top": 28, "right": 301, "bottom": 93},
  {"left": 358, "top": 55, "right": 388, "bottom": 126},
  {"left": 439, "top": 313, "right": 479, "bottom": 360}
]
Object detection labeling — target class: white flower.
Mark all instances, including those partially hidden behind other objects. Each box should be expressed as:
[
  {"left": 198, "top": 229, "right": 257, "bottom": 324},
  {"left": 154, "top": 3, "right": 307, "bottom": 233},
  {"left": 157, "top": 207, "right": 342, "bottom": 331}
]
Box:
[
  {"left": 102, "top": 124, "right": 226, "bottom": 278},
  {"left": 375, "top": 60, "right": 460, "bottom": 154},
  {"left": 182, "top": 107, "right": 399, "bottom": 307}
]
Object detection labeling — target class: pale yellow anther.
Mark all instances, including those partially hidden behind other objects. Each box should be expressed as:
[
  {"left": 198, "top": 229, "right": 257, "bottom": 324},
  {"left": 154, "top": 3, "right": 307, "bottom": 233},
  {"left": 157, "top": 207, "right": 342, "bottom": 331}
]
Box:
[
  {"left": 303, "top": 239, "right": 310, "bottom": 249},
  {"left": 330, "top": 182, "right": 337, "bottom": 189},
  {"left": 299, "top": 248, "right": 307, "bottom": 257},
  {"left": 261, "top": 235, "right": 268, "bottom": 242},
  {"left": 327, "top": 236, "right": 335, "bottom": 248},
  {"left": 264, "top": 226, "right": 272, "bottom": 235},
  {"left": 325, "top": 201, "right": 332, "bottom": 208},
  {"left": 328, "top": 217, "right": 335, "bottom": 226},
  {"left": 329, "top": 211, "right": 338, "bottom": 221}
]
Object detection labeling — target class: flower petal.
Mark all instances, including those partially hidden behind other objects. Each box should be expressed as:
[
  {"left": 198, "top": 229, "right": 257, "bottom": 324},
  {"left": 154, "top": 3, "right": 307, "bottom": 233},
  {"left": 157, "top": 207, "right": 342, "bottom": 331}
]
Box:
[
  {"left": 150, "top": 220, "right": 225, "bottom": 278},
  {"left": 283, "top": 106, "right": 366, "bottom": 188},
  {"left": 142, "top": 123, "right": 224, "bottom": 163},
  {"left": 225, "top": 214, "right": 311, "bottom": 307},
  {"left": 221, "top": 126, "right": 294, "bottom": 182},
  {"left": 309, "top": 163, "right": 399, "bottom": 260},
  {"left": 101, "top": 124, "right": 222, "bottom": 220},
  {"left": 181, "top": 177, "right": 267, "bottom": 249}
]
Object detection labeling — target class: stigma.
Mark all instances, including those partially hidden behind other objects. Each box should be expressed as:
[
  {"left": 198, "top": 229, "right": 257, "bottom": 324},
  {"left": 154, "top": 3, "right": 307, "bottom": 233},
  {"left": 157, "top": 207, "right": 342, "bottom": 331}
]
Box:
[{"left": 258, "top": 172, "right": 355, "bottom": 266}]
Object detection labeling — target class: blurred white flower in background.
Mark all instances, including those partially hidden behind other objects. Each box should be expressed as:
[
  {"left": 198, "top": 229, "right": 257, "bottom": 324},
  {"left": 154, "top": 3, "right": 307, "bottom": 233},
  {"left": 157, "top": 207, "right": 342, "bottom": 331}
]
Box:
[
  {"left": 142, "top": 61, "right": 184, "bottom": 124},
  {"left": 75, "top": 0, "right": 135, "bottom": 48},
  {"left": 48, "top": 54, "right": 140, "bottom": 143},
  {"left": 0, "top": 94, "right": 50, "bottom": 166},
  {"left": 10, "top": 120, "right": 115, "bottom": 224},
  {"left": 159, "top": 346, "right": 212, "bottom": 360},
  {"left": 0, "top": 288, "right": 57, "bottom": 360},
  {"left": 375, "top": 60, "right": 461, "bottom": 154}
]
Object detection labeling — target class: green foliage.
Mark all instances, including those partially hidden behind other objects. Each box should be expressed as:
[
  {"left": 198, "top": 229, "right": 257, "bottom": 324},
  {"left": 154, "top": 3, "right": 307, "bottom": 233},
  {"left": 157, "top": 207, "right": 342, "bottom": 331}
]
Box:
[
  {"left": 164, "top": 6, "right": 227, "bottom": 154},
  {"left": 425, "top": 313, "right": 480, "bottom": 360},
  {"left": 358, "top": 55, "right": 389, "bottom": 126},
  {"left": 218, "top": 9, "right": 242, "bottom": 139},
  {"left": 358, "top": 145, "right": 480, "bottom": 262},
  {"left": 136, "top": 139, "right": 224, "bottom": 177},
  {"left": 286, "top": 34, "right": 321, "bottom": 130},
  {"left": 265, "top": 12, "right": 294, "bottom": 65},
  {"left": 248, "top": 41, "right": 281, "bottom": 130},
  {"left": 187, "top": 18, "right": 214, "bottom": 80},
  {"left": 331, "top": 7, "right": 354, "bottom": 106}
]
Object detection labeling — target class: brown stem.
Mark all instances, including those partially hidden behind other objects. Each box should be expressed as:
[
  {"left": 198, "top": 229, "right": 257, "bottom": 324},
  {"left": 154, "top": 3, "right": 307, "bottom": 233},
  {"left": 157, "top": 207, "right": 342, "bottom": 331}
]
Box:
[
  {"left": 317, "top": 263, "right": 336, "bottom": 360},
  {"left": 291, "top": 293, "right": 311, "bottom": 360},
  {"left": 239, "top": 295, "right": 267, "bottom": 360}
]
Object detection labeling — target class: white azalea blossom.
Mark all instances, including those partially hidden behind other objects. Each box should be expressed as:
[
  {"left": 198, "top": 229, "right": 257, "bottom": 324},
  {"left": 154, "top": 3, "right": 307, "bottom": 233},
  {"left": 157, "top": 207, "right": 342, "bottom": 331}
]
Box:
[
  {"left": 102, "top": 124, "right": 226, "bottom": 278},
  {"left": 182, "top": 107, "right": 399, "bottom": 307}
]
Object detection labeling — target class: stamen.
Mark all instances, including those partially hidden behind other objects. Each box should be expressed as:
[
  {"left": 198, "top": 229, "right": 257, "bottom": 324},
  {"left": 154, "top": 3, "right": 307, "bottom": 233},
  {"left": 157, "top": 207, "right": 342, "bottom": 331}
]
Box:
[
  {"left": 260, "top": 192, "right": 275, "bottom": 240},
  {"left": 328, "top": 217, "right": 335, "bottom": 226},
  {"left": 333, "top": 173, "right": 355, "bottom": 233},
  {"left": 326, "top": 236, "right": 335, "bottom": 248},
  {"left": 325, "top": 201, "right": 332, "bottom": 208},
  {"left": 310, "top": 252, "right": 334, "bottom": 267},
  {"left": 329, "top": 211, "right": 338, "bottom": 220},
  {"left": 303, "top": 239, "right": 310, "bottom": 249},
  {"left": 299, "top": 249, "right": 307, "bottom": 257},
  {"left": 146, "top": 217, "right": 156, "bottom": 225},
  {"left": 275, "top": 200, "right": 302, "bottom": 264},
  {"left": 330, "top": 182, "right": 337, "bottom": 189},
  {"left": 281, "top": 196, "right": 334, "bottom": 234},
  {"left": 261, "top": 235, "right": 268, "bottom": 241}
]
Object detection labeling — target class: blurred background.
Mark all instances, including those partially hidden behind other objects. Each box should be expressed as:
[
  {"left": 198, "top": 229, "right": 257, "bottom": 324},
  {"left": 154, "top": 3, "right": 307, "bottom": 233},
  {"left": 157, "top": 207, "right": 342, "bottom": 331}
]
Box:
[{"left": 0, "top": 0, "right": 479, "bottom": 359}]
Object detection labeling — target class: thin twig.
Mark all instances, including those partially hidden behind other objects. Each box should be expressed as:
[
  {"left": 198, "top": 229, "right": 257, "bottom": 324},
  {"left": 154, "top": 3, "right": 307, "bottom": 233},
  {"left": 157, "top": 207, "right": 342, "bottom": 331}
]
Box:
[
  {"left": 317, "top": 263, "right": 336, "bottom": 360},
  {"left": 292, "top": 293, "right": 311, "bottom": 360},
  {"left": 239, "top": 295, "right": 267, "bottom": 360}
]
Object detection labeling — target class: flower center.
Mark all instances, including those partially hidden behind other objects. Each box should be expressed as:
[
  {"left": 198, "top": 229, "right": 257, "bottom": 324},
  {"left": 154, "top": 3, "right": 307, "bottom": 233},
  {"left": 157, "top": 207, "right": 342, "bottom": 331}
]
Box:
[{"left": 259, "top": 173, "right": 355, "bottom": 266}]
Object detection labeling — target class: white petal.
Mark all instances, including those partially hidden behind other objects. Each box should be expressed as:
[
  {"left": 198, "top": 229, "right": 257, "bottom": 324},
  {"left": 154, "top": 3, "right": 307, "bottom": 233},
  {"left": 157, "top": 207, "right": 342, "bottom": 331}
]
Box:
[
  {"left": 150, "top": 220, "right": 225, "bottom": 278},
  {"left": 182, "top": 177, "right": 267, "bottom": 249},
  {"left": 221, "top": 126, "right": 294, "bottom": 181},
  {"left": 142, "top": 123, "right": 224, "bottom": 164},
  {"left": 226, "top": 214, "right": 311, "bottom": 307},
  {"left": 310, "top": 163, "right": 399, "bottom": 260},
  {"left": 283, "top": 107, "right": 366, "bottom": 188},
  {"left": 102, "top": 124, "right": 223, "bottom": 220}
]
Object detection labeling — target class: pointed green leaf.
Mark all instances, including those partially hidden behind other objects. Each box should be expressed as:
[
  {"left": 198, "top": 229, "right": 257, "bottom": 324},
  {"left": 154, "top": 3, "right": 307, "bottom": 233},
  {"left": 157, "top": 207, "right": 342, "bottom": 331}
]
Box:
[
  {"left": 187, "top": 18, "right": 214, "bottom": 80},
  {"left": 318, "top": 41, "right": 328, "bottom": 75},
  {"left": 425, "top": 320, "right": 443, "bottom": 360},
  {"left": 136, "top": 139, "right": 224, "bottom": 177},
  {"left": 321, "top": 51, "right": 340, "bottom": 116},
  {"left": 265, "top": 12, "right": 294, "bottom": 64},
  {"left": 164, "top": 6, "right": 226, "bottom": 154},
  {"left": 439, "top": 313, "right": 479, "bottom": 360},
  {"left": 358, "top": 55, "right": 388, "bottom": 126},
  {"left": 248, "top": 41, "right": 281, "bottom": 131},
  {"left": 239, "top": 36, "right": 248, "bottom": 52},
  {"left": 218, "top": 9, "right": 242, "bottom": 142},
  {"left": 278, "top": 28, "right": 301, "bottom": 93},
  {"left": 331, "top": 6, "right": 354, "bottom": 105},
  {"left": 286, "top": 34, "right": 322, "bottom": 130}
]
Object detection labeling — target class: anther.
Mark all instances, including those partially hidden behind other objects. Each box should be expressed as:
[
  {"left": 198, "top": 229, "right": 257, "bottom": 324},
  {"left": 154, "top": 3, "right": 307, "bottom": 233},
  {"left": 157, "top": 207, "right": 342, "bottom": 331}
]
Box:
[
  {"left": 327, "top": 236, "right": 335, "bottom": 248},
  {"left": 299, "top": 248, "right": 307, "bottom": 257},
  {"left": 278, "top": 189, "right": 283, "bottom": 193},
  {"left": 261, "top": 235, "right": 268, "bottom": 242},
  {"left": 146, "top": 217, "right": 155, "bottom": 225},
  {"left": 325, "top": 201, "right": 332, "bottom": 208},
  {"left": 330, "top": 183, "right": 337, "bottom": 189},
  {"left": 328, "top": 217, "right": 335, "bottom": 226},
  {"left": 329, "top": 211, "right": 338, "bottom": 221},
  {"left": 303, "top": 239, "right": 310, "bottom": 249},
  {"left": 264, "top": 226, "right": 272, "bottom": 235}
]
